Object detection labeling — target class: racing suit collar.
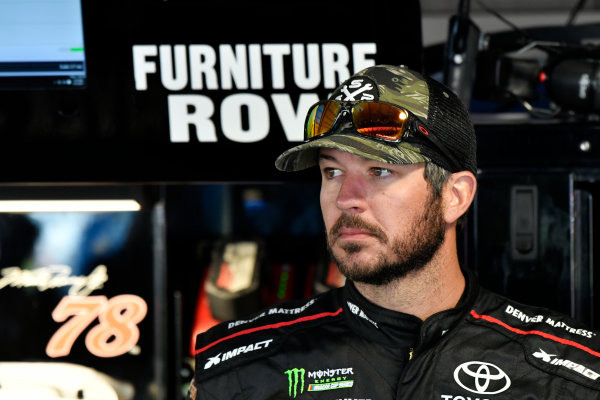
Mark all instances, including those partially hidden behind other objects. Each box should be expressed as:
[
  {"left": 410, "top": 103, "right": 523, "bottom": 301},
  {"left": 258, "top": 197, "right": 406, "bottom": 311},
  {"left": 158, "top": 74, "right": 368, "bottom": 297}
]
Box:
[
  {"left": 342, "top": 269, "right": 479, "bottom": 351},
  {"left": 417, "top": 269, "right": 479, "bottom": 351},
  {"left": 343, "top": 280, "right": 422, "bottom": 348}
]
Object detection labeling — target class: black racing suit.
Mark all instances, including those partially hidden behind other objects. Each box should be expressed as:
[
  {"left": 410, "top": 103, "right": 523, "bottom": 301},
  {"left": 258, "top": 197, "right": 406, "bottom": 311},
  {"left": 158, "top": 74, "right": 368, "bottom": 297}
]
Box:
[{"left": 188, "top": 272, "right": 600, "bottom": 399}]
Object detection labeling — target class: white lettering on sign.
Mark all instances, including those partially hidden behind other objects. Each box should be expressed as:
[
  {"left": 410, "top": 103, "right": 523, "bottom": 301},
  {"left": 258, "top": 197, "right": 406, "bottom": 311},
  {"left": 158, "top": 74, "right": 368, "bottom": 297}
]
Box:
[
  {"left": 262, "top": 44, "right": 290, "bottom": 90},
  {"left": 160, "top": 44, "right": 189, "bottom": 91},
  {"left": 167, "top": 93, "right": 318, "bottom": 143},
  {"left": 322, "top": 43, "right": 350, "bottom": 89},
  {"left": 132, "top": 42, "right": 377, "bottom": 143},
  {"left": 271, "top": 93, "right": 317, "bottom": 142},
  {"left": 292, "top": 43, "right": 321, "bottom": 90},
  {"left": 168, "top": 95, "right": 217, "bottom": 143},
  {"left": 132, "top": 45, "right": 157, "bottom": 91},
  {"left": 133, "top": 43, "right": 376, "bottom": 92},
  {"left": 221, "top": 94, "right": 269, "bottom": 143},
  {"left": 188, "top": 44, "right": 219, "bottom": 90},
  {"left": 220, "top": 44, "right": 249, "bottom": 90},
  {"left": 0, "top": 264, "right": 108, "bottom": 296}
]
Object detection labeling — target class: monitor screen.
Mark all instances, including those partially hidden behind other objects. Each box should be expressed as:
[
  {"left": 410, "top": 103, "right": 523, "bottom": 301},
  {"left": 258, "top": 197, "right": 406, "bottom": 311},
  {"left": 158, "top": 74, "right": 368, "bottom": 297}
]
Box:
[{"left": 0, "top": 0, "right": 86, "bottom": 89}]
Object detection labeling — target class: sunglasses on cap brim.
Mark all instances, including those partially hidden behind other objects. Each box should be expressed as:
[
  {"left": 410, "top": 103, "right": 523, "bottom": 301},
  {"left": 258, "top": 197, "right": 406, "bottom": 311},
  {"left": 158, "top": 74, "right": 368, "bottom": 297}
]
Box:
[{"left": 304, "top": 100, "right": 462, "bottom": 172}]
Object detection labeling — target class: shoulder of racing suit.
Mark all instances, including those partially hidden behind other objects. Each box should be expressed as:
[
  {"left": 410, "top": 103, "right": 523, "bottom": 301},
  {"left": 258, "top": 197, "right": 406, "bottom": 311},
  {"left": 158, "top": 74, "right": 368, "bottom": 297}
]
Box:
[
  {"left": 189, "top": 275, "right": 600, "bottom": 398},
  {"left": 192, "top": 287, "right": 346, "bottom": 384},
  {"left": 467, "top": 287, "right": 600, "bottom": 391}
]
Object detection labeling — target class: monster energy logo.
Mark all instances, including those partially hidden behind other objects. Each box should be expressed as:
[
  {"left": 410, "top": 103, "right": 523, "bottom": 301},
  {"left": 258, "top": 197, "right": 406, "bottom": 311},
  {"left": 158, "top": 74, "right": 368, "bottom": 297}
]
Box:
[{"left": 284, "top": 368, "right": 305, "bottom": 398}]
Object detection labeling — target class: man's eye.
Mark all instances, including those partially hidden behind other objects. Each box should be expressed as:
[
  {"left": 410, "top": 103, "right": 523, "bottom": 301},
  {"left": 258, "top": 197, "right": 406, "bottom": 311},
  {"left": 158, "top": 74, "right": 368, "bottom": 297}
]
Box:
[
  {"left": 372, "top": 167, "right": 392, "bottom": 177},
  {"left": 323, "top": 168, "right": 342, "bottom": 179}
]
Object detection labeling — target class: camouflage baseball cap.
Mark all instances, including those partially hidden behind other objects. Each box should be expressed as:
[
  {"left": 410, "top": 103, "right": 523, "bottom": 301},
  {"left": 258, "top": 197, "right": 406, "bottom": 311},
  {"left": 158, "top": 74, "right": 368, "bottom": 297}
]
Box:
[{"left": 275, "top": 64, "right": 477, "bottom": 175}]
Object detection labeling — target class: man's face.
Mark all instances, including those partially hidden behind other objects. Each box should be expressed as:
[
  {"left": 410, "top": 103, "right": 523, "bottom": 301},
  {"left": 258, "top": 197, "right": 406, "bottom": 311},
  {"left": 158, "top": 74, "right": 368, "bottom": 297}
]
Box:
[{"left": 319, "top": 148, "right": 446, "bottom": 285}]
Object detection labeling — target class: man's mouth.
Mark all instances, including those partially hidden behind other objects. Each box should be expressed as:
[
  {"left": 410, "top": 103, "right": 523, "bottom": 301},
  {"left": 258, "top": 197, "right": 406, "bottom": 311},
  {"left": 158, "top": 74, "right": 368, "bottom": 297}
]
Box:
[
  {"left": 336, "top": 227, "right": 376, "bottom": 241},
  {"left": 329, "top": 214, "right": 388, "bottom": 244}
]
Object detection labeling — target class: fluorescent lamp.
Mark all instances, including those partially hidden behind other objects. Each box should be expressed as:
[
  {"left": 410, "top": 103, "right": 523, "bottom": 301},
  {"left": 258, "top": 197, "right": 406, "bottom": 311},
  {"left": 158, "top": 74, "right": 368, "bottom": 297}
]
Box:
[{"left": 0, "top": 200, "right": 141, "bottom": 213}]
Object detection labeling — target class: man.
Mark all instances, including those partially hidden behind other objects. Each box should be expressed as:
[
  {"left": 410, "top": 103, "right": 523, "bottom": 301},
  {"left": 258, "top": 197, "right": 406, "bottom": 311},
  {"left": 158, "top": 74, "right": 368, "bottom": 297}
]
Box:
[{"left": 188, "top": 65, "right": 600, "bottom": 399}]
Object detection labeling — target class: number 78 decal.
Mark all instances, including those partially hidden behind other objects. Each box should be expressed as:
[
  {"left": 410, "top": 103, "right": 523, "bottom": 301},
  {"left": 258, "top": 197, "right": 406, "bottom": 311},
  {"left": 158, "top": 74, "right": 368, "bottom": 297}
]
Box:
[{"left": 46, "top": 295, "right": 148, "bottom": 358}]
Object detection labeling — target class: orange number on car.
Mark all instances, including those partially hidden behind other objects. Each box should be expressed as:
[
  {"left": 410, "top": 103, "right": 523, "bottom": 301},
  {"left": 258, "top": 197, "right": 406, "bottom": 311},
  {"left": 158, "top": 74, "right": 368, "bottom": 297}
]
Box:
[
  {"left": 46, "top": 295, "right": 147, "bottom": 358},
  {"left": 46, "top": 296, "right": 108, "bottom": 358},
  {"left": 85, "top": 294, "right": 147, "bottom": 357}
]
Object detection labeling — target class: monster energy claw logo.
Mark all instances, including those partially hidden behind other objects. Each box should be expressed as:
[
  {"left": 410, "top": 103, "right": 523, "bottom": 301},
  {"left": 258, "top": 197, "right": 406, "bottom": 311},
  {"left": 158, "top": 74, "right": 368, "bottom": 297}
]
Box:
[{"left": 285, "top": 368, "right": 305, "bottom": 398}]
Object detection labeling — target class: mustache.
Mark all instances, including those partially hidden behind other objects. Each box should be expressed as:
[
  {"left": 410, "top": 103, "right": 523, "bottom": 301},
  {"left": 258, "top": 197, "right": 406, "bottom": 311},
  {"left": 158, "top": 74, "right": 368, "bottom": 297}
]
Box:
[{"left": 329, "top": 214, "right": 388, "bottom": 243}]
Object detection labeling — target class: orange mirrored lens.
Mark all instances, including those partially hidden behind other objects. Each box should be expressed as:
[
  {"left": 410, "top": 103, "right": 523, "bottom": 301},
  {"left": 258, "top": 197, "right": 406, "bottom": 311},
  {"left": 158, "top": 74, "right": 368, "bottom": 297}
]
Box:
[
  {"left": 353, "top": 102, "right": 407, "bottom": 141},
  {"left": 305, "top": 101, "right": 341, "bottom": 139}
]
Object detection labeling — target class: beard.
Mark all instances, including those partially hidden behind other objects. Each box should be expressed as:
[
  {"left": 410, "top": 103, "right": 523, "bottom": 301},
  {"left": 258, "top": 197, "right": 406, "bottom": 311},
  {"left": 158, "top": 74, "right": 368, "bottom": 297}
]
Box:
[{"left": 326, "top": 193, "right": 446, "bottom": 286}]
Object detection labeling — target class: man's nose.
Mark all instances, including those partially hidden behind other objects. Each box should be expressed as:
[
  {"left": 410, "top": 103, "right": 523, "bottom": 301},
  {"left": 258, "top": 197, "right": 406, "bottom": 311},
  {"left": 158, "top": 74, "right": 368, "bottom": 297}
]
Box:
[{"left": 336, "top": 174, "right": 368, "bottom": 213}]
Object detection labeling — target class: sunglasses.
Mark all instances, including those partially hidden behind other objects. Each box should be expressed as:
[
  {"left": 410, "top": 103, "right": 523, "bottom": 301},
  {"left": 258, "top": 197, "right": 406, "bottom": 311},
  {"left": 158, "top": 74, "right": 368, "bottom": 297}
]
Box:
[{"left": 304, "top": 100, "right": 462, "bottom": 171}]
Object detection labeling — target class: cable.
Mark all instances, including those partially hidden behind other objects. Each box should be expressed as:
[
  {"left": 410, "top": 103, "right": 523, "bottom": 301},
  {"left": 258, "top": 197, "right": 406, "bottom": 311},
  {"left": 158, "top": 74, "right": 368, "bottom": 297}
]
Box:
[
  {"left": 475, "top": 0, "right": 533, "bottom": 41},
  {"left": 566, "top": 0, "right": 587, "bottom": 26},
  {"left": 506, "top": 91, "right": 563, "bottom": 119}
]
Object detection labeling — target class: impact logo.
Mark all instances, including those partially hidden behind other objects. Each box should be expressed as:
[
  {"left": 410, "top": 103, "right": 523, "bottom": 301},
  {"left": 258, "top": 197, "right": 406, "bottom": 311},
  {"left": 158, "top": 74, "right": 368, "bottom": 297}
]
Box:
[
  {"left": 332, "top": 78, "right": 378, "bottom": 102},
  {"left": 203, "top": 339, "right": 273, "bottom": 369},
  {"left": 533, "top": 348, "right": 600, "bottom": 380},
  {"left": 284, "top": 366, "right": 354, "bottom": 398},
  {"left": 453, "top": 361, "right": 511, "bottom": 395}
]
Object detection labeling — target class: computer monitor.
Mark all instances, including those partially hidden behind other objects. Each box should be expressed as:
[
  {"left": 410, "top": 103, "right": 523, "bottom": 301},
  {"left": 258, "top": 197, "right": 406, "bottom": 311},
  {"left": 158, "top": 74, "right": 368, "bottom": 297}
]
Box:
[{"left": 0, "top": 0, "right": 86, "bottom": 89}]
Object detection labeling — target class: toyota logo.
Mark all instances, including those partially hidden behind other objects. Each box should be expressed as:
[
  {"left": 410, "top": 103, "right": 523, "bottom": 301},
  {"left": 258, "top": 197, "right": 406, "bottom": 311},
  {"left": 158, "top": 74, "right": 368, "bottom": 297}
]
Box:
[{"left": 454, "top": 361, "right": 511, "bottom": 395}]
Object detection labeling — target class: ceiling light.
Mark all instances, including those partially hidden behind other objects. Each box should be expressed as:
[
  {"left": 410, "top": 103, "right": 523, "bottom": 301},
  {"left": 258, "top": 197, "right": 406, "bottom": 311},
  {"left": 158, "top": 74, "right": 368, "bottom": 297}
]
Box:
[{"left": 0, "top": 200, "right": 142, "bottom": 213}]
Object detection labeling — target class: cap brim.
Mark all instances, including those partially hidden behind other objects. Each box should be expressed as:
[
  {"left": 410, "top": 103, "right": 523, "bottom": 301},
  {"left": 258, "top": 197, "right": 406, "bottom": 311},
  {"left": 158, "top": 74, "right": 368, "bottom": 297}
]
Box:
[{"left": 275, "top": 134, "right": 430, "bottom": 172}]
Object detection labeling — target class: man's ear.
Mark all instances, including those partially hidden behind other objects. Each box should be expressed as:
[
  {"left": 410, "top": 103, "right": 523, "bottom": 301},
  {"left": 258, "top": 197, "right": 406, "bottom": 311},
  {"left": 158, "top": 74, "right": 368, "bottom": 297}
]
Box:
[{"left": 442, "top": 171, "right": 477, "bottom": 224}]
